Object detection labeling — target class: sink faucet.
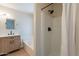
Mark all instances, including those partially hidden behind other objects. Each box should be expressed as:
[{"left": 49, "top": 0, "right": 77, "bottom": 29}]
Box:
[
  {"left": 10, "top": 30, "right": 12, "bottom": 35},
  {"left": 8, "top": 30, "right": 14, "bottom": 35}
]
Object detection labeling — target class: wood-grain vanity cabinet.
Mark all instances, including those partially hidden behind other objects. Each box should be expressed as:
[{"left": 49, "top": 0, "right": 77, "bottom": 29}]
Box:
[{"left": 0, "top": 35, "right": 21, "bottom": 55}]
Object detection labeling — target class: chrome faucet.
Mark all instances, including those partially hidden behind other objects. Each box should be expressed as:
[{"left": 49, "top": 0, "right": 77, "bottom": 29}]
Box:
[
  {"left": 10, "top": 30, "right": 12, "bottom": 35},
  {"left": 8, "top": 30, "right": 14, "bottom": 35}
]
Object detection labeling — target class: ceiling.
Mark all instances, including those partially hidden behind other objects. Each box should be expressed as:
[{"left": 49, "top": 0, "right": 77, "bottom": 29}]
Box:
[{"left": 0, "top": 3, "right": 34, "bottom": 14}]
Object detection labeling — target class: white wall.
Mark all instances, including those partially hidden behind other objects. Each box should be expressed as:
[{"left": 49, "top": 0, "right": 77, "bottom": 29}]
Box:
[
  {"left": 0, "top": 5, "right": 33, "bottom": 47},
  {"left": 34, "top": 4, "right": 43, "bottom": 55},
  {"left": 0, "top": 3, "right": 34, "bottom": 14},
  {"left": 35, "top": 3, "right": 62, "bottom": 56},
  {"left": 41, "top": 3, "right": 62, "bottom": 56},
  {"left": 50, "top": 16, "right": 61, "bottom": 55},
  {"left": 41, "top": 10, "right": 52, "bottom": 55},
  {"left": 50, "top": 4, "right": 62, "bottom": 56},
  {"left": 34, "top": 3, "right": 50, "bottom": 55}
]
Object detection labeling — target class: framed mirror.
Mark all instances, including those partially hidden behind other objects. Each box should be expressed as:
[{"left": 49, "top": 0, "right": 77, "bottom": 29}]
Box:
[{"left": 5, "top": 19, "right": 15, "bottom": 29}]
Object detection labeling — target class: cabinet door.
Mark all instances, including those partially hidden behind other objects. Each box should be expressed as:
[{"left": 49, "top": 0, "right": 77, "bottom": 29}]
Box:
[
  {"left": 0, "top": 38, "right": 3, "bottom": 54},
  {"left": 9, "top": 36, "right": 21, "bottom": 52},
  {"left": 0, "top": 37, "right": 10, "bottom": 54}
]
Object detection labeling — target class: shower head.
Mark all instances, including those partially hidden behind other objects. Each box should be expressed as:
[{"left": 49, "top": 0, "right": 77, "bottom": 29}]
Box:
[{"left": 48, "top": 10, "right": 54, "bottom": 14}]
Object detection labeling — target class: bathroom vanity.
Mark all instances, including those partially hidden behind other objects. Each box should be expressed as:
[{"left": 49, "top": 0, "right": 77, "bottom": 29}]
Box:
[{"left": 0, "top": 35, "right": 22, "bottom": 55}]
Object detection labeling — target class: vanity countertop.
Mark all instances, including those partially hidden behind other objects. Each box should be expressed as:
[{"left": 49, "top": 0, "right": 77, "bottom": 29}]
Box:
[{"left": 0, "top": 34, "right": 20, "bottom": 37}]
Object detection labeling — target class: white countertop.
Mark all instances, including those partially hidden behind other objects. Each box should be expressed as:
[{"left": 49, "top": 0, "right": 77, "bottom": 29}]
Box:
[{"left": 0, "top": 34, "right": 20, "bottom": 37}]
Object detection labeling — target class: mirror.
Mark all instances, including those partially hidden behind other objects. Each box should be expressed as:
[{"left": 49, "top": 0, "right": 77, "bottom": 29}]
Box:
[{"left": 5, "top": 19, "right": 15, "bottom": 29}]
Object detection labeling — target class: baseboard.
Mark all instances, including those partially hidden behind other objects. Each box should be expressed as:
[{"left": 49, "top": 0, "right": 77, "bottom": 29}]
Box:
[{"left": 23, "top": 42, "right": 33, "bottom": 56}]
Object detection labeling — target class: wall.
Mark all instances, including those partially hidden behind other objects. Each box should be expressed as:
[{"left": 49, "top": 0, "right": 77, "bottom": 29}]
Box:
[
  {"left": 35, "top": 3, "right": 62, "bottom": 56},
  {"left": 0, "top": 3, "right": 34, "bottom": 14},
  {"left": 41, "top": 9, "right": 52, "bottom": 56},
  {"left": 50, "top": 16, "right": 61, "bottom": 55},
  {"left": 50, "top": 4, "right": 62, "bottom": 56},
  {"left": 34, "top": 3, "right": 43, "bottom": 55},
  {"left": 0, "top": 5, "right": 33, "bottom": 48},
  {"left": 34, "top": 3, "right": 50, "bottom": 56},
  {"left": 41, "top": 3, "right": 62, "bottom": 56}
]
